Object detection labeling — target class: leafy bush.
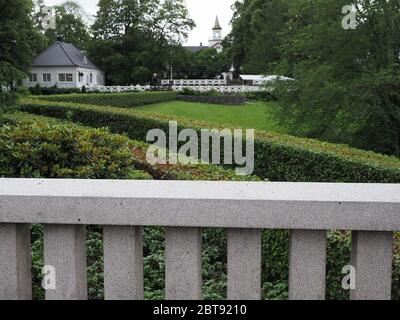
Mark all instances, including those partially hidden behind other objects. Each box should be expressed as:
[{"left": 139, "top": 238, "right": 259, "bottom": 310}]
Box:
[
  {"left": 34, "top": 91, "right": 177, "bottom": 108},
  {"left": 0, "top": 119, "right": 151, "bottom": 180},
  {"left": 19, "top": 98, "right": 400, "bottom": 183}
]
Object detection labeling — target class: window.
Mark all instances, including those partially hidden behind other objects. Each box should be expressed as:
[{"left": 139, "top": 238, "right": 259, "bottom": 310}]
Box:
[
  {"left": 90, "top": 73, "right": 93, "bottom": 83},
  {"left": 29, "top": 73, "right": 37, "bottom": 82},
  {"left": 43, "top": 73, "right": 51, "bottom": 82},
  {"left": 78, "top": 72, "right": 84, "bottom": 83},
  {"left": 58, "top": 73, "right": 73, "bottom": 82}
]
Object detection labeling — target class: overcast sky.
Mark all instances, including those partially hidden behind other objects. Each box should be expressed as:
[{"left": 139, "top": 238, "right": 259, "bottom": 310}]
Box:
[{"left": 44, "top": 0, "right": 235, "bottom": 45}]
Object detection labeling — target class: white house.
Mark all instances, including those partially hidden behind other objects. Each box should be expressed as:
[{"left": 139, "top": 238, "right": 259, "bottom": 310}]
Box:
[{"left": 23, "top": 40, "right": 105, "bottom": 89}]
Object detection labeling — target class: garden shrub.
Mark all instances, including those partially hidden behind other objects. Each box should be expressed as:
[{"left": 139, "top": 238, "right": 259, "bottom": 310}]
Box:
[
  {"left": 34, "top": 91, "right": 177, "bottom": 108},
  {"left": 19, "top": 98, "right": 400, "bottom": 183},
  {"left": 0, "top": 121, "right": 151, "bottom": 179}
]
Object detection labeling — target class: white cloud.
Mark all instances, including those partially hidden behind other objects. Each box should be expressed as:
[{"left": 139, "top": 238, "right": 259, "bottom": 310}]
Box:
[{"left": 41, "top": 0, "right": 235, "bottom": 45}]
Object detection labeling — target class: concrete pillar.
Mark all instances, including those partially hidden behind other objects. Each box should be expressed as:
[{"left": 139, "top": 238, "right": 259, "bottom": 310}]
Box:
[
  {"left": 227, "top": 229, "right": 261, "bottom": 300},
  {"left": 43, "top": 224, "right": 87, "bottom": 300},
  {"left": 103, "top": 226, "right": 143, "bottom": 300},
  {"left": 289, "top": 229, "right": 326, "bottom": 300},
  {"left": 0, "top": 224, "right": 32, "bottom": 300},
  {"left": 351, "top": 231, "right": 393, "bottom": 300},
  {"left": 165, "top": 227, "right": 202, "bottom": 300}
]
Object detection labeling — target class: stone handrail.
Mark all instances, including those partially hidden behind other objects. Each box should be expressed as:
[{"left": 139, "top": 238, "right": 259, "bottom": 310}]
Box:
[{"left": 0, "top": 179, "right": 399, "bottom": 300}]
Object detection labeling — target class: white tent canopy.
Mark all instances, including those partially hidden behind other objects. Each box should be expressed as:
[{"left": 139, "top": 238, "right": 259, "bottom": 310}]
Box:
[{"left": 239, "top": 75, "right": 293, "bottom": 83}]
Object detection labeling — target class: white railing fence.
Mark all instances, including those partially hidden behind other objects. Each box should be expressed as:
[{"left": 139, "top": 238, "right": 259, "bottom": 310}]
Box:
[
  {"left": 0, "top": 179, "right": 399, "bottom": 300},
  {"left": 85, "top": 85, "right": 264, "bottom": 93}
]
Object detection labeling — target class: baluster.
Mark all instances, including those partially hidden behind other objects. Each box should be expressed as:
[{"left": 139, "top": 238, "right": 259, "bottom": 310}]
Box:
[
  {"left": 165, "top": 227, "right": 202, "bottom": 300},
  {"left": 103, "top": 226, "right": 143, "bottom": 300},
  {"left": 227, "top": 229, "right": 261, "bottom": 300},
  {"left": 43, "top": 224, "right": 87, "bottom": 300},
  {"left": 0, "top": 224, "right": 31, "bottom": 300},
  {"left": 289, "top": 230, "right": 326, "bottom": 300},
  {"left": 350, "top": 231, "right": 393, "bottom": 300}
]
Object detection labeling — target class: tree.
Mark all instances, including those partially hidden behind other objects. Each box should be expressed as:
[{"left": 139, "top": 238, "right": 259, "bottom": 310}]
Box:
[
  {"left": 273, "top": 0, "right": 400, "bottom": 155},
  {"left": 89, "top": 0, "right": 195, "bottom": 85},
  {"left": 224, "top": 0, "right": 289, "bottom": 76},
  {"left": 0, "top": 0, "right": 45, "bottom": 105},
  {"left": 34, "top": 1, "right": 91, "bottom": 50}
]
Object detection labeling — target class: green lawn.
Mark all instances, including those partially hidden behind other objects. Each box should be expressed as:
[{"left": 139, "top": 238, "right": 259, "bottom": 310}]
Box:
[{"left": 137, "top": 100, "right": 286, "bottom": 133}]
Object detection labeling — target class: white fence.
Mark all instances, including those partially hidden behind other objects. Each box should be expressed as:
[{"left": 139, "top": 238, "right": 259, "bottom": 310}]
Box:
[
  {"left": 173, "top": 85, "right": 263, "bottom": 93},
  {"left": 161, "top": 79, "right": 227, "bottom": 86},
  {"left": 0, "top": 178, "right": 399, "bottom": 300},
  {"left": 86, "top": 85, "right": 151, "bottom": 93},
  {"left": 85, "top": 84, "right": 264, "bottom": 94}
]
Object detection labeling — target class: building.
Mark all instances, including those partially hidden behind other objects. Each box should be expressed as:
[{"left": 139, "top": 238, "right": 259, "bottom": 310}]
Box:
[
  {"left": 239, "top": 75, "right": 294, "bottom": 86},
  {"left": 23, "top": 40, "right": 105, "bottom": 89},
  {"left": 208, "top": 16, "right": 223, "bottom": 53},
  {"left": 184, "top": 16, "right": 224, "bottom": 54}
]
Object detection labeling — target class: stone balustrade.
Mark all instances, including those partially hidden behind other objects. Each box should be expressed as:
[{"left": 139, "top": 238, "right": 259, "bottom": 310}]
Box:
[{"left": 0, "top": 179, "right": 399, "bottom": 300}]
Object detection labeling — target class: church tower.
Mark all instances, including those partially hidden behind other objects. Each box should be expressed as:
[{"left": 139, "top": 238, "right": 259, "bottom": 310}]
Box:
[{"left": 209, "top": 16, "right": 223, "bottom": 52}]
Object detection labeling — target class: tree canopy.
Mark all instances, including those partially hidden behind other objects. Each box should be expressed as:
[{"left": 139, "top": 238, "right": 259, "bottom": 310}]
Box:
[{"left": 227, "top": 0, "right": 400, "bottom": 155}]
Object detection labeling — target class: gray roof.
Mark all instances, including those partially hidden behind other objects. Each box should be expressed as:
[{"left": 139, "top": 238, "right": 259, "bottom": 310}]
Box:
[
  {"left": 185, "top": 46, "right": 209, "bottom": 53},
  {"left": 33, "top": 41, "right": 100, "bottom": 70},
  {"left": 213, "top": 16, "right": 222, "bottom": 30}
]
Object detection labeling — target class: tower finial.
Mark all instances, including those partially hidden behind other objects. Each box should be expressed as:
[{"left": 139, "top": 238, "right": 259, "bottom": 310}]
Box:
[{"left": 213, "top": 15, "right": 221, "bottom": 30}]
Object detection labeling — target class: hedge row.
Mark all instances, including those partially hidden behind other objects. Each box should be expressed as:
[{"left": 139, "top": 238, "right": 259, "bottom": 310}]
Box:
[
  {"left": 19, "top": 99, "right": 400, "bottom": 183},
  {"left": 0, "top": 111, "right": 259, "bottom": 182},
  {"left": 33, "top": 91, "right": 177, "bottom": 108}
]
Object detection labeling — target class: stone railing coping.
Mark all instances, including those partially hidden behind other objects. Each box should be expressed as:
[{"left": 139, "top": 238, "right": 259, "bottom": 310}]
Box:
[{"left": 0, "top": 179, "right": 399, "bottom": 231}]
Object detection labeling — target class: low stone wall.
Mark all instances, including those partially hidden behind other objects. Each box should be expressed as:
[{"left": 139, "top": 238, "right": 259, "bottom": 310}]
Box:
[{"left": 177, "top": 95, "right": 246, "bottom": 105}]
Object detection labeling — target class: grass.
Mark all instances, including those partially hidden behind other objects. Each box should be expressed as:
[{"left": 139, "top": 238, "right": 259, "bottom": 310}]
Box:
[{"left": 136, "top": 100, "right": 286, "bottom": 133}]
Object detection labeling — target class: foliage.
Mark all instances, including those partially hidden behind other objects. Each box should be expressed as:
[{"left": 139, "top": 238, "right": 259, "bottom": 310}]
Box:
[
  {"left": 242, "top": 91, "right": 277, "bottom": 102},
  {"left": 224, "top": 0, "right": 290, "bottom": 77},
  {"left": 185, "top": 48, "right": 231, "bottom": 79},
  {"left": 36, "top": 91, "right": 177, "bottom": 108},
  {"left": 0, "top": 118, "right": 150, "bottom": 179},
  {"left": 88, "top": 0, "right": 195, "bottom": 85},
  {"left": 273, "top": 0, "right": 400, "bottom": 156},
  {"left": 33, "top": 1, "right": 91, "bottom": 50},
  {"left": 227, "top": 0, "right": 400, "bottom": 156},
  {"left": 28, "top": 84, "right": 82, "bottom": 96},
  {"left": 0, "top": 0, "right": 46, "bottom": 105},
  {"left": 19, "top": 98, "right": 400, "bottom": 183}
]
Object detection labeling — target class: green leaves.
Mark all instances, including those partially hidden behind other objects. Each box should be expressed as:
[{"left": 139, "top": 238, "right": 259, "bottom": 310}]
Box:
[
  {"left": 37, "top": 91, "right": 177, "bottom": 108},
  {"left": 0, "top": 119, "right": 151, "bottom": 179}
]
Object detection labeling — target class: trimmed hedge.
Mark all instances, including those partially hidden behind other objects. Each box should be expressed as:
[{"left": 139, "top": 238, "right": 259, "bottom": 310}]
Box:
[
  {"left": 0, "top": 116, "right": 151, "bottom": 180},
  {"left": 177, "top": 95, "right": 246, "bottom": 105},
  {"left": 33, "top": 91, "right": 177, "bottom": 108},
  {"left": 19, "top": 98, "right": 400, "bottom": 183}
]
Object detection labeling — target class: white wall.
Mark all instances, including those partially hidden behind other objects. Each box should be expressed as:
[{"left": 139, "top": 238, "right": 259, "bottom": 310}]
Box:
[{"left": 22, "top": 67, "right": 105, "bottom": 89}]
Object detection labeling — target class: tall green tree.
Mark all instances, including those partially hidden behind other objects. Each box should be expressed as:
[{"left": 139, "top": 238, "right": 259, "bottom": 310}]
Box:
[
  {"left": 224, "top": 0, "right": 289, "bottom": 76},
  {"left": 274, "top": 0, "right": 400, "bottom": 155},
  {"left": 89, "top": 0, "right": 195, "bottom": 85},
  {"left": 33, "top": 1, "right": 91, "bottom": 50},
  {"left": 0, "top": 0, "right": 45, "bottom": 105}
]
